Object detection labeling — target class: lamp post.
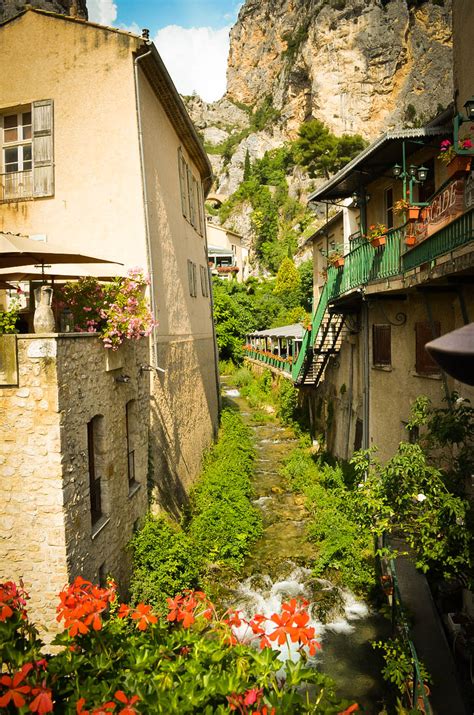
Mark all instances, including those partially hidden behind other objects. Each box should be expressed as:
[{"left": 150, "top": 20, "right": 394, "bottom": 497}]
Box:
[
  {"left": 453, "top": 96, "right": 474, "bottom": 154},
  {"left": 392, "top": 141, "right": 429, "bottom": 207}
]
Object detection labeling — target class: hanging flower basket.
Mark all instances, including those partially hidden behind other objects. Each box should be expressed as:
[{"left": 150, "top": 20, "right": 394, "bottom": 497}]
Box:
[
  {"left": 370, "top": 235, "right": 386, "bottom": 248},
  {"left": 405, "top": 235, "right": 416, "bottom": 247},
  {"left": 446, "top": 155, "right": 472, "bottom": 180}
]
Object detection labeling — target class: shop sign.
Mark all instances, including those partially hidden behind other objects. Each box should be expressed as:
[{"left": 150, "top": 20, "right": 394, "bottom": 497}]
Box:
[{"left": 415, "top": 170, "right": 473, "bottom": 241}]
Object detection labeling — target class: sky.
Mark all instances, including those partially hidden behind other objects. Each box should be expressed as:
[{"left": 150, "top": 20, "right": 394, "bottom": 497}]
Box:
[{"left": 86, "top": 0, "right": 244, "bottom": 101}]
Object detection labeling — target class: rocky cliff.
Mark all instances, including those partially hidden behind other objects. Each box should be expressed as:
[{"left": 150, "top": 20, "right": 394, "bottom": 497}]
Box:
[
  {"left": 187, "top": 0, "right": 453, "bottom": 200},
  {"left": 227, "top": 0, "right": 453, "bottom": 140},
  {"left": 0, "top": 0, "right": 87, "bottom": 22}
]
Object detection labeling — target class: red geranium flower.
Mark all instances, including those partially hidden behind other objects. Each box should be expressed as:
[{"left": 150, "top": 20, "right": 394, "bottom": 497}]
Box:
[
  {"left": 29, "top": 684, "right": 54, "bottom": 713},
  {"left": 130, "top": 603, "right": 158, "bottom": 631},
  {"left": 0, "top": 663, "right": 33, "bottom": 709}
]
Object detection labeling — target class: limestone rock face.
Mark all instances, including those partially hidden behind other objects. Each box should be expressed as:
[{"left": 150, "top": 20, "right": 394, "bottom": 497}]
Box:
[
  {"left": 226, "top": 0, "right": 453, "bottom": 140},
  {"left": 0, "top": 0, "right": 88, "bottom": 22}
]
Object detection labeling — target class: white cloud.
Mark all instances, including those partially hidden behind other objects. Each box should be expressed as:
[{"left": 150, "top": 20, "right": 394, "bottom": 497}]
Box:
[
  {"left": 153, "top": 25, "right": 230, "bottom": 102},
  {"left": 87, "top": 0, "right": 118, "bottom": 26}
]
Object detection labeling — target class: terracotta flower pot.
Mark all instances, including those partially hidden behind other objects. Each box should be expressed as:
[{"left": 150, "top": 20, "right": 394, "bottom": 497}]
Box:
[
  {"left": 446, "top": 155, "right": 472, "bottom": 180},
  {"left": 408, "top": 207, "right": 420, "bottom": 221},
  {"left": 370, "top": 235, "right": 386, "bottom": 248},
  {"left": 334, "top": 257, "right": 345, "bottom": 268},
  {"left": 405, "top": 235, "right": 416, "bottom": 246}
]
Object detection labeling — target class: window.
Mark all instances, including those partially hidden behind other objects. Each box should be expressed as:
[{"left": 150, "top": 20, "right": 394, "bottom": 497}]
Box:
[
  {"left": 1, "top": 100, "right": 54, "bottom": 202},
  {"left": 385, "top": 187, "right": 394, "bottom": 229},
  {"left": 415, "top": 321, "right": 441, "bottom": 375},
  {"left": 126, "top": 401, "right": 137, "bottom": 490},
  {"left": 87, "top": 416, "right": 104, "bottom": 525},
  {"left": 373, "top": 324, "right": 391, "bottom": 367},
  {"left": 187, "top": 259, "right": 197, "bottom": 297},
  {"left": 200, "top": 265, "right": 209, "bottom": 297}
]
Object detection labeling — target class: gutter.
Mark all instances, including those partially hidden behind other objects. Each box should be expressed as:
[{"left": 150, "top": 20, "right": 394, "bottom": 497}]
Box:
[{"left": 134, "top": 49, "right": 161, "bottom": 369}]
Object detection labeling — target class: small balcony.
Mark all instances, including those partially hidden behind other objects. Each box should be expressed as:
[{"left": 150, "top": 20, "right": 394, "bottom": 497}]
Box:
[{"left": 0, "top": 170, "right": 33, "bottom": 202}]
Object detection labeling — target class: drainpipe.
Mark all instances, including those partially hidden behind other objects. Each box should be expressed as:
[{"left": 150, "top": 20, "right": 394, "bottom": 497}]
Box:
[
  {"left": 134, "top": 49, "right": 159, "bottom": 369},
  {"left": 362, "top": 294, "right": 370, "bottom": 451},
  {"left": 203, "top": 216, "right": 222, "bottom": 421}
]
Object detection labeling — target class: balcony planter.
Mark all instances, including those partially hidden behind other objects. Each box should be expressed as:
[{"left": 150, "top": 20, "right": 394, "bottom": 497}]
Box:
[
  {"left": 446, "top": 155, "right": 472, "bottom": 180},
  {"left": 370, "top": 235, "right": 386, "bottom": 248},
  {"left": 405, "top": 235, "right": 416, "bottom": 247},
  {"left": 408, "top": 207, "right": 421, "bottom": 221},
  {"left": 334, "top": 257, "right": 345, "bottom": 268},
  {"left": 406, "top": 681, "right": 431, "bottom": 713}
]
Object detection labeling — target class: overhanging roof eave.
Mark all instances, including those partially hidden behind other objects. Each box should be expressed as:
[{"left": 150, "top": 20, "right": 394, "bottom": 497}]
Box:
[{"left": 308, "top": 126, "right": 450, "bottom": 204}]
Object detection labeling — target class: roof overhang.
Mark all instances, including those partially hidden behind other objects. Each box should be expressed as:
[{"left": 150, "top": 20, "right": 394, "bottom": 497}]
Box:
[
  {"left": 308, "top": 128, "right": 450, "bottom": 203},
  {"left": 137, "top": 44, "right": 213, "bottom": 195}
]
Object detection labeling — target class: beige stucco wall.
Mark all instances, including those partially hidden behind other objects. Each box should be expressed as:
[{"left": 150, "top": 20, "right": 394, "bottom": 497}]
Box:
[
  {"left": 137, "top": 68, "right": 219, "bottom": 503},
  {"left": 0, "top": 13, "right": 147, "bottom": 272},
  {"left": 312, "top": 288, "right": 474, "bottom": 464},
  {"left": 0, "top": 333, "right": 149, "bottom": 633}
]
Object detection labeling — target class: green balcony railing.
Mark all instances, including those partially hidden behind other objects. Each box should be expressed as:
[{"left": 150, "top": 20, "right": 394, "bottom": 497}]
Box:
[
  {"left": 245, "top": 348, "right": 292, "bottom": 374},
  {"left": 247, "top": 208, "right": 474, "bottom": 384},
  {"left": 402, "top": 206, "right": 474, "bottom": 272}
]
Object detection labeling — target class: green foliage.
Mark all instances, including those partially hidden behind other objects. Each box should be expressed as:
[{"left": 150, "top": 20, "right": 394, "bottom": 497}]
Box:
[
  {"left": 274, "top": 257, "right": 301, "bottom": 299},
  {"left": 282, "top": 449, "right": 376, "bottom": 593},
  {"left": 188, "top": 409, "right": 262, "bottom": 569},
  {"left": 373, "top": 637, "right": 430, "bottom": 693},
  {"left": 276, "top": 379, "right": 299, "bottom": 425},
  {"left": 129, "top": 515, "right": 202, "bottom": 612},
  {"left": 243, "top": 149, "right": 252, "bottom": 181},
  {"left": 0, "top": 298, "right": 20, "bottom": 334},
  {"left": 282, "top": 22, "right": 310, "bottom": 62},
  {"left": 298, "top": 260, "right": 313, "bottom": 312},
  {"left": 351, "top": 441, "right": 471, "bottom": 578},
  {"left": 293, "top": 119, "right": 367, "bottom": 179}
]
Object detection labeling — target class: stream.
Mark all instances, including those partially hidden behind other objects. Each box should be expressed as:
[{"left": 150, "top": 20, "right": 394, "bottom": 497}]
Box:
[{"left": 222, "top": 385, "right": 389, "bottom": 712}]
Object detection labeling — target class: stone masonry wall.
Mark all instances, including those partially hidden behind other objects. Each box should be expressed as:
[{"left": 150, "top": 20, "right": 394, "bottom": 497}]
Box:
[{"left": 0, "top": 333, "right": 150, "bottom": 635}]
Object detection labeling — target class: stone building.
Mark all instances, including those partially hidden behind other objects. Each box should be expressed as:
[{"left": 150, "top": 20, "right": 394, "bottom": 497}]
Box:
[{"left": 0, "top": 8, "right": 219, "bottom": 627}]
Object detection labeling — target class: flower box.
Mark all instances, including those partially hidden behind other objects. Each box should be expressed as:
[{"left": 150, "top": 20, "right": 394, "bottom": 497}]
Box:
[
  {"left": 370, "top": 235, "right": 386, "bottom": 248},
  {"left": 407, "top": 207, "right": 421, "bottom": 221},
  {"left": 446, "top": 155, "right": 472, "bottom": 180},
  {"left": 405, "top": 235, "right": 416, "bottom": 247},
  {"left": 334, "top": 257, "right": 345, "bottom": 268}
]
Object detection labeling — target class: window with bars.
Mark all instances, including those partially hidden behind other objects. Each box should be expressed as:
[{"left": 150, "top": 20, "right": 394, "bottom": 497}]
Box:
[
  {"left": 87, "top": 416, "right": 103, "bottom": 525},
  {"left": 415, "top": 321, "right": 441, "bottom": 375},
  {"left": 1, "top": 100, "right": 54, "bottom": 202},
  {"left": 373, "top": 324, "right": 391, "bottom": 367}
]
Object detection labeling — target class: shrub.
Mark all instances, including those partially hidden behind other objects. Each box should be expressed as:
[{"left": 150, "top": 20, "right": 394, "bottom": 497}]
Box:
[{"left": 129, "top": 515, "right": 202, "bottom": 612}]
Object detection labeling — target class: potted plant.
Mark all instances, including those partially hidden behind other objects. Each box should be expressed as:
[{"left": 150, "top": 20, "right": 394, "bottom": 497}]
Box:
[
  {"left": 404, "top": 234, "right": 416, "bottom": 247},
  {"left": 438, "top": 138, "right": 473, "bottom": 179},
  {"left": 327, "top": 249, "right": 345, "bottom": 268},
  {"left": 366, "top": 223, "right": 388, "bottom": 248},
  {"left": 380, "top": 574, "right": 394, "bottom": 596}
]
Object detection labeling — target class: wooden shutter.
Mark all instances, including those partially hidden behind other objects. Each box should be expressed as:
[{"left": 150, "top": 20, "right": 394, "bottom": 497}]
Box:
[
  {"left": 415, "top": 321, "right": 441, "bottom": 375},
  {"left": 178, "top": 148, "right": 189, "bottom": 219},
  {"left": 187, "top": 166, "right": 195, "bottom": 227},
  {"left": 373, "top": 324, "right": 391, "bottom": 366},
  {"left": 194, "top": 178, "right": 203, "bottom": 235},
  {"left": 32, "top": 99, "right": 54, "bottom": 197}
]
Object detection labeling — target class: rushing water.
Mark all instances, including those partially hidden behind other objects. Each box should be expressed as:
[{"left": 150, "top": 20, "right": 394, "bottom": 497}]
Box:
[{"left": 222, "top": 385, "right": 389, "bottom": 711}]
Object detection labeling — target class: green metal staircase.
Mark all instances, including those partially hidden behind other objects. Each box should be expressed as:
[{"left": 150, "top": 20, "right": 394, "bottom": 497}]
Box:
[{"left": 292, "top": 279, "right": 345, "bottom": 386}]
